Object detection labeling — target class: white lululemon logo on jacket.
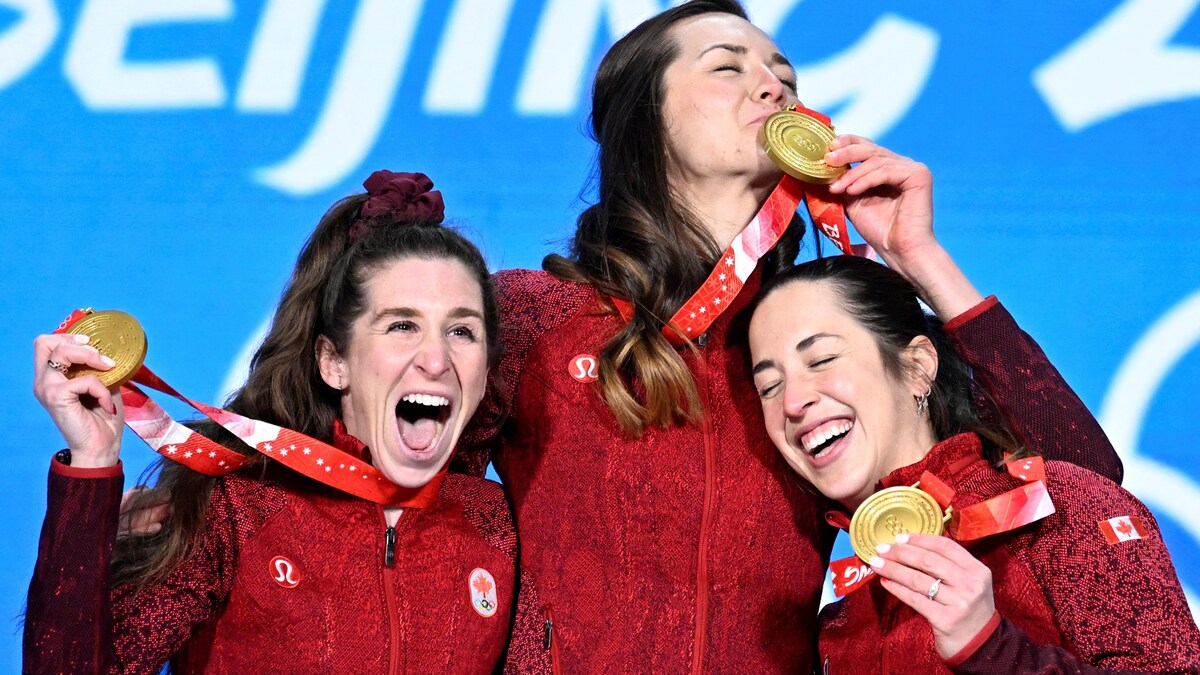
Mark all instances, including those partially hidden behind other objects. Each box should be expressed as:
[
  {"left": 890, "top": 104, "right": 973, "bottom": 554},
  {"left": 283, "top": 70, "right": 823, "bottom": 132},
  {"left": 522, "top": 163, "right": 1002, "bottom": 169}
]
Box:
[
  {"left": 569, "top": 354, "right": 598, "bottom": 383},
  {"left": 271, "top": 556, "right": 300, "bottom": 589},
  {"left": 469, "top": 568, "right": 498, "bottom": 618}
]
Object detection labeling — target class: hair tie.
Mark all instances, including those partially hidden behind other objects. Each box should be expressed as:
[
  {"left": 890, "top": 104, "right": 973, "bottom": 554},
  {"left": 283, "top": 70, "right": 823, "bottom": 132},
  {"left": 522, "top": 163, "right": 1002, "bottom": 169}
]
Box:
[{"left": 348, "top": 170, "right": 445, "bottom": 241}]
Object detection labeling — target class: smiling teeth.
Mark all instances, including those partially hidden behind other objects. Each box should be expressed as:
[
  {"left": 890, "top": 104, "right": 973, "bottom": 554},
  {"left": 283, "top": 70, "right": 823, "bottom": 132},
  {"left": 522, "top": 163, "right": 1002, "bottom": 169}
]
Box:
[
  {"left": 402, "top": 393, "right": 449, "bottom": 407},
  {"left": 802, "top": 421, "right": 852, "bottom": 453}
]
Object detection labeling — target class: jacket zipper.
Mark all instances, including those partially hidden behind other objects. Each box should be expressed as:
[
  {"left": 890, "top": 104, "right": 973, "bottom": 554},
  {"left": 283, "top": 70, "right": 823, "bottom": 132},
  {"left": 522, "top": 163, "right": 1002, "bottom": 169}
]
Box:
[
  {"left": 691, "top": 359, "right": 716, "bottom": 675},
  {"left": 542, "top": 607, "right": 562, "bottom": 675},
  {"left": 380, "top": 509, "right": 403, "bottom": 674},
  {"left": 384, "top": 525, "right": 397, "bottom": 567}
]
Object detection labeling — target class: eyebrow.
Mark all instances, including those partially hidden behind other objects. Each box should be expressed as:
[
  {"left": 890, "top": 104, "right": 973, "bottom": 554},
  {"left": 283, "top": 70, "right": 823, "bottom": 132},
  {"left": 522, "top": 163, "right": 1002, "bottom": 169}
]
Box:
[
  {"left": 373, "top": 307, "right": 485, "bottom": 322},
  {"left": 751, "top": 332, "right": 839, "bottom": 375},
  {"left": 700, "top": 43, "right": 794, "bottom": 70},
  {"left": 751, "top": 358, "right": 777, "bottom": 376}
]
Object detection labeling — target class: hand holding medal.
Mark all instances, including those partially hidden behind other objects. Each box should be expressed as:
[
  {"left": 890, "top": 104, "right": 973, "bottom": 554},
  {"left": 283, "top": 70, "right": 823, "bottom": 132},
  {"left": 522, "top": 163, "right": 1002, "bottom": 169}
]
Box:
[
  {"left": 32, "top": 310, "right": 145, "bottom": 468},
  {"left": 759, "top": 104, "right": 937, "bottom": 266},
  {"left": 869, "top": 532, "right": 999, "bottom": 661}
]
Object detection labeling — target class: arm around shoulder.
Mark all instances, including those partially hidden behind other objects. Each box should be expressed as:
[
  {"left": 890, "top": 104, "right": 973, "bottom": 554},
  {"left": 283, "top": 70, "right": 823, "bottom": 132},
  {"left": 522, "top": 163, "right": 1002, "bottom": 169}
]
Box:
[{"left": 944, "top": 297, "right": 1123, "bottom": 484}]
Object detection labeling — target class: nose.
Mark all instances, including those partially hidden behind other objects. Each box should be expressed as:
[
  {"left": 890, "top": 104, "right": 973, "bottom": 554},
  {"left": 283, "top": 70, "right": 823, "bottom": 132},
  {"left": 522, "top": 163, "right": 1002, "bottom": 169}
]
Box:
[
  {"left": 781, "top": 376, "right": 818, "bottom": 419},
  {"left": 414, "top": 336, "right": 451, "bottom": 379},
  {"left": 755, "top": 66, "right": 786, "bottom": 104}
]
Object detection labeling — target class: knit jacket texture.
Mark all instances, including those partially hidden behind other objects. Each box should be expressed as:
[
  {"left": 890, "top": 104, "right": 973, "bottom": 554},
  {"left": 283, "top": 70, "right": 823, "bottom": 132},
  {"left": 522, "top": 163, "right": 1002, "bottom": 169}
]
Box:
[
  {"left": 24, "top": 425, "right": 541, "bottom": 674},
  {"left": 454, "top": 270, "right": 1123, "bottom": 674},
  {"left": 817, "top": 433, "right": 1200, "bottom": 674}
]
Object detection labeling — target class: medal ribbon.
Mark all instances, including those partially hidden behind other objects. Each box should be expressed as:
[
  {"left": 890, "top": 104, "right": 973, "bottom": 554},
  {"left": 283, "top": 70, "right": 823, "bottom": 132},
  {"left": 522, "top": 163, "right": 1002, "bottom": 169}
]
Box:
[
  {"left": 829, "top": 456, "right": 1056, "bottom": 597},
  {"left": 612, "top": 106, "right": 857, "bottom": 345},
  {"left": 53, "top": 309, "right": 443, "bottom": 508}
]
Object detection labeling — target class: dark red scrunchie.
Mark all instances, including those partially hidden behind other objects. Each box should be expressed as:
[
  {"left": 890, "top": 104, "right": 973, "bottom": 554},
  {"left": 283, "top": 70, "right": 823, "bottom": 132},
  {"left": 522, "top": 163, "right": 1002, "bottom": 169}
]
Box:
[{"left": 349, "top": 170, "right": 444, "bottom": 241}]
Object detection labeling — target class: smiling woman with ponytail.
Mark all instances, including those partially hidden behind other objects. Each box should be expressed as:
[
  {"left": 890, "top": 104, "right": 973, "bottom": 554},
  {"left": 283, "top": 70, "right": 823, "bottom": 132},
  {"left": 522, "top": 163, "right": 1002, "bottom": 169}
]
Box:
[{"left": 24, "top": 171, "right": 545, "bottom": 674}]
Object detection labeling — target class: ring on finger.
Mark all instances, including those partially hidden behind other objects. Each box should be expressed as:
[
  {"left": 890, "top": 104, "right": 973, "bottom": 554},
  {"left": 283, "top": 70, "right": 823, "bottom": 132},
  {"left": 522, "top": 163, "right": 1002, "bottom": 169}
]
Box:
[
  {"left": 46, "top": 359, "right": 69, "bottom": 375},
  {"left": 926, "top": 578, "right": 942, "bottom": 601}
]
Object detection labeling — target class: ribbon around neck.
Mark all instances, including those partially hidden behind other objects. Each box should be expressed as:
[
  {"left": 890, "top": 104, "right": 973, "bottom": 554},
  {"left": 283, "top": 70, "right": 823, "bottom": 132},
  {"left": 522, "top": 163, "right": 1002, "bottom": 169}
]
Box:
[{"left": 612, "top": 106, "right": 861, "bottom": 345}]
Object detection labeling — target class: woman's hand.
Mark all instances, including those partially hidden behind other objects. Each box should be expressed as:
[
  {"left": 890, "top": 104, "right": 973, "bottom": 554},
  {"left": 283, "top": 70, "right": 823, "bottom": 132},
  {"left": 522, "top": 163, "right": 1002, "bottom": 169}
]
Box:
[
  {"left": 825, "top": 135, "right": 935, "bottom": 263},
  {"left": 119, "top": 486, "right": 172, "bottom": 535},
  {"left": 32, "top": 333, "right": 124, "bottom": 468},
  {"left": 824, "top": 137, "right": 984, "bottom": 319},
  {"left": 869, "top": 533, "right": 998, "bottom": 660}
]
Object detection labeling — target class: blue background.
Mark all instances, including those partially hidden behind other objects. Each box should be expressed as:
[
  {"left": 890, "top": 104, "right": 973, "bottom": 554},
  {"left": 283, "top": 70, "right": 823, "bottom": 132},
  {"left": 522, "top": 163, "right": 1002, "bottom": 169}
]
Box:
[{"left": 2, "top": 1, "right": 1198, "bottom": 669}]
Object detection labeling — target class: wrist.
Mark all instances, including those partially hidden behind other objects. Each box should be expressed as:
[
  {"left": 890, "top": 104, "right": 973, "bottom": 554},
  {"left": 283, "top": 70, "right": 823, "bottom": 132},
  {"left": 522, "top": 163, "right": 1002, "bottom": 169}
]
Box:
[
  {"left": 882, "top": 244, "right": 984, "bottom": 319},
  {"left": 66, "top": 446, "right": 121, "bottom": 469}
]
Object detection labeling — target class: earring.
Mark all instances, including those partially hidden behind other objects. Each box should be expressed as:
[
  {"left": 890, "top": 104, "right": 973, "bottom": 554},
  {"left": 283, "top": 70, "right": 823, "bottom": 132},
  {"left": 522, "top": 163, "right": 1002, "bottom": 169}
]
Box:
[{"left": 915, "top": 386, "right": 931, "bottom": 417}]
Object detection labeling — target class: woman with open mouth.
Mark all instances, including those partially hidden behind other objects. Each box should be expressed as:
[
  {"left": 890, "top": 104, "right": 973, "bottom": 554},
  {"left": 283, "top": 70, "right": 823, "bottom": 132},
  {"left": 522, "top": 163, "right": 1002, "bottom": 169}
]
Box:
[
  {"left": 25, "top": 171, "right": 543, "bottom": 673},
  {"left": 749, "top": 255, "right": 1200, "bottom": 673}
]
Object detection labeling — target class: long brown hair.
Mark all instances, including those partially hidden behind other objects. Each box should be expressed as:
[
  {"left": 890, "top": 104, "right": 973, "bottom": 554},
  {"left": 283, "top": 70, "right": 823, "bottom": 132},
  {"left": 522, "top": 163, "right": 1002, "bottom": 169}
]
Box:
[
  {"left": 544, "top": 0, "right": 804, "bottom": 437},
  {"left": 113, "top": 195, "right": 500, "bottom": 587}
]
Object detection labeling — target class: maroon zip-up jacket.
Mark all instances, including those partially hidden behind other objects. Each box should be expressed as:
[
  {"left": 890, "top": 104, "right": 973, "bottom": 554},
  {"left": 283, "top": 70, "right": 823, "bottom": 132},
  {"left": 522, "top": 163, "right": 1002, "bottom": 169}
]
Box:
[
  {"left": 818, "top": 433, "right": 1199, "bottom": 674},
  {"left": 24, "top": 425, "right": 546, "bottom": 674},
  {"left": 456, "top": 271, "right": 1122, "bottom": 674}
]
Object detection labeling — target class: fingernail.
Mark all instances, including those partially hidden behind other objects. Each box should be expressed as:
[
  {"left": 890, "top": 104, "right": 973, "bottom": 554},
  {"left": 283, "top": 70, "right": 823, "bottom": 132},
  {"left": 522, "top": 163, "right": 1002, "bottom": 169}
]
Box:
[
  {"left": 895, "top": 533, "right": 910, "bottom": 544},
  {"left": 875, "top": 543, "right": 891, "bottom": 554},
  {"left": 72, "top": 334, "right": 89, "bottom": 344},
  {"left": 830, "top": 180, "right": 843, "bottom": 191},
  {"left": 101, "top": 356, "right": 116, "bottom": 367},
  {"left": 868, "top": 555, "right": 885, "bottom": 569}
]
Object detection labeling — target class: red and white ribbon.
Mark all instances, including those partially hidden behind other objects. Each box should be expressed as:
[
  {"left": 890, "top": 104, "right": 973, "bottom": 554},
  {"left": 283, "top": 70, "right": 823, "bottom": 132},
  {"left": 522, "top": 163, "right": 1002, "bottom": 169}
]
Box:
[
  {"left": 829, "top": 457, "right": 1056, "bottom": 598},
  {"left": 53, "top": 309, "right": 442, "bottom": 508},
  {"left": 614, "top": 106, "right": 862, "bottom": 345}
]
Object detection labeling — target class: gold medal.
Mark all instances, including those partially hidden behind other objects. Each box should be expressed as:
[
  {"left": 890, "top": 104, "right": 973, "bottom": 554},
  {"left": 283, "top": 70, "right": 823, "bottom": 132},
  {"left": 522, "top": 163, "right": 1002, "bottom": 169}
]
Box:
[
  {"left": 760, "top": 106, "right": 845, "bottom": 185},
  {"left": 849, "top": 485, "right": 948, "bottom": 563},
  {"left": 65, "top": 310, "right": 147, "bottom": 388}
]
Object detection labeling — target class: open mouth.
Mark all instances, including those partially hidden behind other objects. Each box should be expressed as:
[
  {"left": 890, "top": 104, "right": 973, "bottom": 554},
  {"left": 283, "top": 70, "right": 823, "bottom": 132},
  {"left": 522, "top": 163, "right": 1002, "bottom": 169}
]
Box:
[
  {"left": 800, "top": 420, "right": 852, "bottom": 460},
  {"left": 395, "top": 393, "right": 453, "bottom": 452}
]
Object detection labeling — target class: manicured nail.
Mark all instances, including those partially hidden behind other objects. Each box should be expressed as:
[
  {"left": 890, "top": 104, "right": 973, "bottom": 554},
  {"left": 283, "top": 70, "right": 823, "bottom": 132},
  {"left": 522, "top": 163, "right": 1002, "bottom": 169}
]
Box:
[
  {"left": 101, "top": 356, "right": 116, "bottom": 367},
  {"left": 895, "top": 533, "right": 910, "bottom": 545},
  {"left": 875, "top": 543, "right": 891, "bottom": 554},
  {"left": 72, "top": 334, "right": 89, "bottom": 344},
  {"left": 868, "top": 555, "right": 885, "bottom": 569}
]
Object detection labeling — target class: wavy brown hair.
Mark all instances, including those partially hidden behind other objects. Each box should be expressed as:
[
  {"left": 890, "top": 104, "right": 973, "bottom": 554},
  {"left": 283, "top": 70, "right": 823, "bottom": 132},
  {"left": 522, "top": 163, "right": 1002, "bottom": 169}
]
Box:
[
  {"left": 112, "top": 197, "right": 500, "bottom": 587},
  {"left": 544, "top": 0, "right": 805, "bottom": 437}
]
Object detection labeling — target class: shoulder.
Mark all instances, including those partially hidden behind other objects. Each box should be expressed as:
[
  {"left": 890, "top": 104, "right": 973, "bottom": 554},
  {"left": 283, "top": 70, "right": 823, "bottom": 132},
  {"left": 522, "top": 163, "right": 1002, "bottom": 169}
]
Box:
[
  {"left": 492, "top": 268, "right": 596, "bottom": 323},
  {"left": 439, "top": 474, "right": 516, "bottom": 560},
  {"left": 1006, "top": 460, "right": 1169, "bottom": 574},
  {"left": 1041, "top": 460, "right": 1141, "bottom": 518},
  {"left": 207, "top": 470, "right": 292, "bottom": 541}
]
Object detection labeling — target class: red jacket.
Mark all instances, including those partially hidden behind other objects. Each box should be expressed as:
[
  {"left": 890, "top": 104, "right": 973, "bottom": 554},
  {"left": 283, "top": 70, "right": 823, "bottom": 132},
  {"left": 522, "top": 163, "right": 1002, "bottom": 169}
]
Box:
[
  {"left": 818, "top": 433, "right": 1200, "bottom": 674},
  {"left": 455, "top": 271, "right": 1123, "bottom": 674},
  {"left": 24, "top": 426, "right": 542, "bottom": 674}
]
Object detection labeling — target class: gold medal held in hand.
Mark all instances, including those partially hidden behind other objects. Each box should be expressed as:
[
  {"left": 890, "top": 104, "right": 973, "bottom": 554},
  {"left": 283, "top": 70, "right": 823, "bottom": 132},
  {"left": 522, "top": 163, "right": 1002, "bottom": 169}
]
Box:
[
  {"left": 849, "top": 484, "right": 949, "bottom": 563},
  {"left": 65, "top": 310, "right": 147, "bottom": 388},
  {"left": 760, "top": 105, "right": 845, "bottom": 185}
]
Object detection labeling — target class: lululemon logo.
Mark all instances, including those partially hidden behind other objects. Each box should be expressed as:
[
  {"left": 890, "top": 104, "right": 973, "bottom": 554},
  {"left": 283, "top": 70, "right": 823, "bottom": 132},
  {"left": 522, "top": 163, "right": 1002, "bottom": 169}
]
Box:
[
  {"left": 469, "top": 568, "right": 498, "bottom": 618},
  {"left": 569, "top": 354, "right": 598, "bottom": 383},
  {"left": 270, "top": 556, "right": 300, "bottom": 589}
]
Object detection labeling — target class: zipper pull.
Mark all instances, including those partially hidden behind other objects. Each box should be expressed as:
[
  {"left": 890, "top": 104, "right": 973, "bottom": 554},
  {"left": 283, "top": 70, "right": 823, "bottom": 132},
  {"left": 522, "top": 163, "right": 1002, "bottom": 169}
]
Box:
[
  {"left": 384, "top": 525, "right": 396, "bottom": 567},
  {"left": 543, "top": 616, "right": 553, "bottom": 650}
]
